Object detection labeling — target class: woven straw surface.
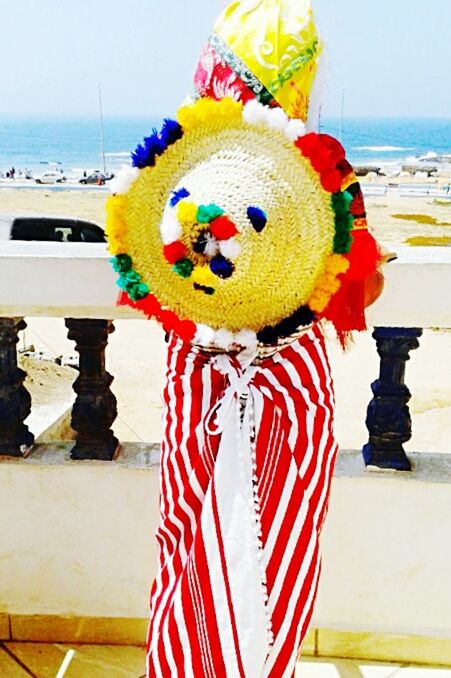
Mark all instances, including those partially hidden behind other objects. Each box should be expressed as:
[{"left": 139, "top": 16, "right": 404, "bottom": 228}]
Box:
[{"left": 124, "top": 119, "right": 335, "bottom": 332}]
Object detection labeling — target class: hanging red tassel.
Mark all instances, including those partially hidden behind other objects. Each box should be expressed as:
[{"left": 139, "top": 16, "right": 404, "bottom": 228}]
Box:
[
  {"left": 135, "top": 294, "right": 162, "bottom": 319},
  {"left": 117, "top": 290, "right": 136, "bottom": 308},
  {"left": 345, "top": 228, "right": 381, "bottom": 280},
  {"left": 323, "top": 229, "right": 382, "bottom": 345},
  {"left": 323, "top": 278, "right": 367, "bottom": 334}
]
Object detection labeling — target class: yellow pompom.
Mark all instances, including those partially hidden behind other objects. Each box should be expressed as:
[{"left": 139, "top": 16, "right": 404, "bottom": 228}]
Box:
[
  {"left": 106, "top": 194, "right": 127, "bottom": 219},
  {"left": 193, "top": 98, "right": 219, "bottom": 123},
  {"left": 177, "top": 98, "right": 243, "bottom": 131},
  {"left": 176, "top": 201, "right": 198, "bottom": 227},
  {"left": 191, "top": 265, "right": 217, "bottom": 288},
  {"left": 217, "top": 97, "right": 242, "bottom": 121},
  {"left": 107, "top": 237, "right": 125, "bottom": 256},
  {"left": 105, "top": 195, "right": 128, "bottom": 253},
  {"left": 176, "top": 106, "right": 198, "bottom": 131}
]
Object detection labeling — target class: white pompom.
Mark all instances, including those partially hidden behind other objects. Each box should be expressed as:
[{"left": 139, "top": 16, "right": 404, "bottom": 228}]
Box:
[
  {"left": 194, "top": 323, "right": 215, "bottom": 346},
  {"left": 285, "top": 118, "right": 306, "bottom": 142},
  {"left": 204, "top": 236, "right": 220, "bottom": 258},
  {"left": 219, "top": 239, "right": 241, "bottom": 260},
  {"left": 235, "top": 329, "right": 258, "bottom": 349},
  {"left": 265, "top": 107, "right": 289, "bottom": 132},
  {"left": 214, "top": 329, "right": 235, "bottom": 350},
  {"left": 243, "top": 100, "right": 269, "bottom": 125},
  {"left": 108, "top": 165, "right": 139, "bottom": 194},
  {"left": 160, "top": 210, "right": 182, "bottom": 245}
]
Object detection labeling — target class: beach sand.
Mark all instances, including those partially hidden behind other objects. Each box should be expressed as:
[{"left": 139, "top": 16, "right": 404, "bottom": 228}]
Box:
[
  {"left": 0, "top": 181, "right": 449, "bottom": 246},
  {"left": 1, "top": 185, "right": 450, "bottom": 454}
]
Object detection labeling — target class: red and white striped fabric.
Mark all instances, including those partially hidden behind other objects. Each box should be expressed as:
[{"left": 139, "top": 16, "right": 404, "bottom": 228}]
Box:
[{"left": 146, "top": 322, "right": 338, "bottom": 677}]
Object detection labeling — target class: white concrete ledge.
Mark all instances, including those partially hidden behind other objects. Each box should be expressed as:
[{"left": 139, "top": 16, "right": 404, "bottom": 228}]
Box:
[
  {"left": 0, "top": 242, "right": 450, "bottom": 328},
  {"left": 1, "top": 444, "right": 451, "bottom": 640}
]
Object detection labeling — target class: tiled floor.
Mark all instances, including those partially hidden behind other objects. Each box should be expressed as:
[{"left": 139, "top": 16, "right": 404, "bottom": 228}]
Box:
[{"left": 1, "top": 644, "right": 451, "bottom": 678}]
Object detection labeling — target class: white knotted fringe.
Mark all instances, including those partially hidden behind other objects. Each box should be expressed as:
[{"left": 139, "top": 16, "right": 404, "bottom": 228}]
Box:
[{"left": 206, "top": 353, "right": 274, "bottom": 648}]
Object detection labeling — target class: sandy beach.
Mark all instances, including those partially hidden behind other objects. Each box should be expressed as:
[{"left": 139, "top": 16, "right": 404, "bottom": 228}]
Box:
[
  {"left": 0, "top": 178, "right": 449, "bottom": 246},
  {"left": 1, "top": 183, "right": 450, "bottom": 454}
]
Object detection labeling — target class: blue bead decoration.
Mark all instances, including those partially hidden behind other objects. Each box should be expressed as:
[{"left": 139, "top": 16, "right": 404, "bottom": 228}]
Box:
[{"left": 247, "top": 206, "right": 267, "bottom": 233}]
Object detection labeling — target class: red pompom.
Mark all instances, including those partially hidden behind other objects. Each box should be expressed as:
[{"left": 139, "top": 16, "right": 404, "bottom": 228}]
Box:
[
  {"left": 321, "top": 170, "right": 343, "bottom": 193},
  {"left": 164, "top": 241, "right": 187, "bottom": 264},
  {"left": 210, "top": 216, "right": 238, "bottom": 240},
  {"left": 295, "top": 132, "right": 320, "bottom": 158},
  {"left": 346, "top": 230, "right": 381, "bottom": 280},
  {"left": 309, "top": 149, "right": 334, "bottom": 173},
  {"left": 318, "top": 134, "right": 346, "bottom": 164}
]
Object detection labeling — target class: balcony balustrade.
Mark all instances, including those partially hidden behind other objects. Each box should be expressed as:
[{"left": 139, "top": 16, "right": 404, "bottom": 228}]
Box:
[{"left": 0, "top": 241, "right": 450, "bottom": 468}]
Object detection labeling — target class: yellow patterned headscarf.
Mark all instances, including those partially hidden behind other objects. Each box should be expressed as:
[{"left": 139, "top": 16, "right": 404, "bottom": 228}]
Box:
[{"left": 214, "top": 0, "right": 322, "bottom": 121}]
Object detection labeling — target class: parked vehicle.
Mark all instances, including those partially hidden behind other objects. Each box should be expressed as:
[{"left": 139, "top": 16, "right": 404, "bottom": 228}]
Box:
[
  {"left": 0, "top": 214, "right": 106, "bottom": 243},
  {"left": 79, "top": 170, "right": 112, "bottom": 185},
  {"left": 35, "top": 171, "right": 66, "bottom": 184}
]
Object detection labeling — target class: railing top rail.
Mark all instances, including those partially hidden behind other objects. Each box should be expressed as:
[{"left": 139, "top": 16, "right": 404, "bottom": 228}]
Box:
[{"left": 0, "top": 243, "right": 450, "bottom": 328}]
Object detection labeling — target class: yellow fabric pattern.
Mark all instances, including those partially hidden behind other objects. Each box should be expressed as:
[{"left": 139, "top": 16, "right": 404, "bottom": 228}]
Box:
[{"left": 215, "top": 0, "right": 322, "bottom": 121}]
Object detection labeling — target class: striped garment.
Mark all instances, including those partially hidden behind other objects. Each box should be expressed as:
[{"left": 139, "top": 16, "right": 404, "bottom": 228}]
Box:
[{"left": 146, "top": 322, "right": 338, "bottom": 677}]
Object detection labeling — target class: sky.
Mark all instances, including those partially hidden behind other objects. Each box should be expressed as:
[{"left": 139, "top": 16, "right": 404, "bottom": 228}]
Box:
[{"left": 0, "top": 0, "right": 450, "bottom": 119}]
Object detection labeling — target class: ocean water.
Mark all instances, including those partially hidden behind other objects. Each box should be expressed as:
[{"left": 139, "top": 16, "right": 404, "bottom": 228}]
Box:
[{"left": 0, "top": 115, "right": 450, "bottom": 178}]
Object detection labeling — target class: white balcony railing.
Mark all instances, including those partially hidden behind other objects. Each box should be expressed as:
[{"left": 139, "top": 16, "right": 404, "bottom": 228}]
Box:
[{"left": 1, "top": 243, "right": 451, "bottom": 651}]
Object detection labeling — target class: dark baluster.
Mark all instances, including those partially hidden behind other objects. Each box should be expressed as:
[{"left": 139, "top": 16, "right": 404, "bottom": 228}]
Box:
[
  {"left": 363, "top": 327, "right": 423, "bottom": 471},
  {"left": 0, "top": 318, "right": 34, "bottom": 456},
  {"left": 65, "top": 319, "right": 119, "bottom": 461}
]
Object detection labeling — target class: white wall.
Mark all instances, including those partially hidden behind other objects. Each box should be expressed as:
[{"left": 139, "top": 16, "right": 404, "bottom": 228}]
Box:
[{"left": 1, "top": 446, "right": 450, "bottom": 639}]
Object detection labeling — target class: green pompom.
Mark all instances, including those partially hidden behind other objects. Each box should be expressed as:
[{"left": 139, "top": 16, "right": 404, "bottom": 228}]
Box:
[
  {"left": 333, "top": 214, "right": 354, "bottom": 253},
  {"left": 111, "top": 254, "right": 132, "bottom": 273},
  {"left": 197, "top": 204, "right": 225, "bottom": 224},
  {"left": 128, "top": 282, "right": 150, "bottom": 301},
  {"left": 332, "top": 191, "right": 354, "bottom": 254},
  {"left": 122, "top": 270, "right": 141, "bottom": 284},
  {"left": 332, "top": 192, "right": 351, "bottom": 216},
  {"left": 173, "top": 258, "right": 194, "bottom": 278},
  {"left": 117, "top": 269, "right": 141, "bottom": 291}
]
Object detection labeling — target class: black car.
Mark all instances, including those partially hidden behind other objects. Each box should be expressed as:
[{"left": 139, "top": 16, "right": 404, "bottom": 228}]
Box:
[{"left": 0, "top": 214, "right": 106, "bottom": 243}]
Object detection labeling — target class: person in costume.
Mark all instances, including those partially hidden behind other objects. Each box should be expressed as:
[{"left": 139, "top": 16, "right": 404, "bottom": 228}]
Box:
[{"left": 105, "top": 2, "right": 388, "bottom": 675}]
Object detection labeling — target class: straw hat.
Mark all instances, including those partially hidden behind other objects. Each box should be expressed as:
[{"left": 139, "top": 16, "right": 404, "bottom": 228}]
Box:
[{"left": 105, "top": 97, "right": 371, "bottom": 350}]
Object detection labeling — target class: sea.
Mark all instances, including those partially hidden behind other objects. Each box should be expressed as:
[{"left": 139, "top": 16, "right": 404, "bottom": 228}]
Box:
[{"left": 0, "top": 115, "right": 450, "bottom": 179}]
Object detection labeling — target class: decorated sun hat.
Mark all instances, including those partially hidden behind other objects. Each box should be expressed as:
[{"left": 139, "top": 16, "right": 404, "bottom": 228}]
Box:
[{"left": 106, "top": 97, "right": 381, "bottom": 350}]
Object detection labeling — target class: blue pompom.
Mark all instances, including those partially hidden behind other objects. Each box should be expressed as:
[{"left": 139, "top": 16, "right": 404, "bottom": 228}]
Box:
[
  {"left": 161, "top": 119, "right": 184, "bottom": 146},
  {"left": 169, "top": 187, "right": 190, "bottom": 208},
  {"left": 131, "top": 129, "right": 167, "bottom": 169},
  {"left": 247, "top": 206, "right": 267, "bottom": 233},
  {"left": 209, "top": 255, "right": 234, "bottom": 279}
]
